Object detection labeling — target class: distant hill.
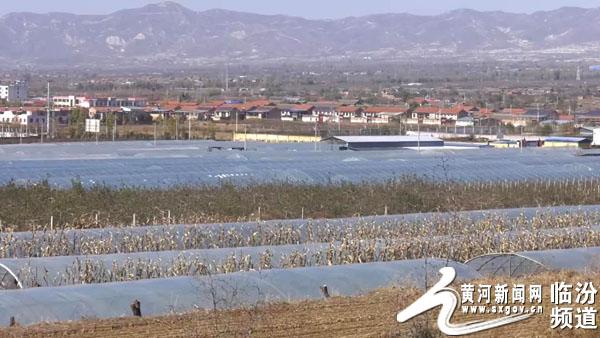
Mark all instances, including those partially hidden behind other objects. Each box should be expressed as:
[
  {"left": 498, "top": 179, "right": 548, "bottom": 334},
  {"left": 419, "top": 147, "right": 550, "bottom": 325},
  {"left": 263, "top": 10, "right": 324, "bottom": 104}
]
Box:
[{"left": 2, "top": 2, "right": 600, "bottom": 68}]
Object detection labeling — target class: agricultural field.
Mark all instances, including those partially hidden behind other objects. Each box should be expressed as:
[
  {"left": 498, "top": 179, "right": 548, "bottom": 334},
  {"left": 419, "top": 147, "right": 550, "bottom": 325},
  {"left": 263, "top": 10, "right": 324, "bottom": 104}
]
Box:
[
  {"left": 3, "top": 271, "right": 599, "bottom": 338},
  {"left": 0, "top": 206, "right": 597, "bottom": 287},
  {"left": 0, "top": 205, "right": 599, "bottom": 327},
  {"left": 3, "top": 173, "right": 600, "bottom": 230},
  {"left": 1, "top": 140, "right": 600, "bottom": 336},
  {"left": 0, "top": 141, "right": 598, "bottom": 188}
]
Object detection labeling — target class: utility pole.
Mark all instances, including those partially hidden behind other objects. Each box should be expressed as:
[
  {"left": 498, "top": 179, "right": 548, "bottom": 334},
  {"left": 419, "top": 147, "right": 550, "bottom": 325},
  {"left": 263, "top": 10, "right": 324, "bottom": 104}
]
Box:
[
  {"left": 188, "top": 112, "right": 191, "bottom": 141},
  {"left": 153, "top": 123, "right": 157, "bottom": 146},
  {"left": 244, "top": 124, "right": 247, "bottom": 150},
  {"left": 46, "top": 81, "right": 50, "bottom": 141},
  {"left": 113, "top": 114, "right": 116, "bottom": 142},
  {"left": 225, "top": 63, "right": 229, "bottom": 92},
  {"left": 417, "top": 121, "right": 421, "bottom": 152},
  {"left": 314, "top": 122, "right": 318, "bottom": 152}
]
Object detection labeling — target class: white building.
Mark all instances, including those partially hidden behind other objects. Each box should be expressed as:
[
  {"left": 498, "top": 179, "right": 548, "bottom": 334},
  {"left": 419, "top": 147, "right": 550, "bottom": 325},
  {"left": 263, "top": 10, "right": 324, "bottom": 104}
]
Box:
[
  {"left": 0, "top": 81, "right": 29, "bottom": 103},
  {"left": 52, "top": 96, "right": 146, "bottom": 109},
  {"left": 0, "top": 110, "right": 46, "bottom": 127},
  {"left": 53, "top": 96, "right": 91, "bottom": 108},
  {"left": 593, "top": 128, "right": 600, "bottom": 146}
]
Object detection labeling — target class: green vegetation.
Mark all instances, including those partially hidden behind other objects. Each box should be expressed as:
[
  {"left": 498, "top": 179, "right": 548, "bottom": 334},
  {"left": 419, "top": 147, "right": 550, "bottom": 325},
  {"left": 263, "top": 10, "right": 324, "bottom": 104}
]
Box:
[{"left": 1, "top": 177, "right": 600, "bottom": 231}]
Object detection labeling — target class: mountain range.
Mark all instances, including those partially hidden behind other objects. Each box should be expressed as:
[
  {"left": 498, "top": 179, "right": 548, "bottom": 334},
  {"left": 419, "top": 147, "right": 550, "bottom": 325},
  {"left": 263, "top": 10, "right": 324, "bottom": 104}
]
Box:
[{"left": 2, "top": 1, "right": 600, "bottom": 68}]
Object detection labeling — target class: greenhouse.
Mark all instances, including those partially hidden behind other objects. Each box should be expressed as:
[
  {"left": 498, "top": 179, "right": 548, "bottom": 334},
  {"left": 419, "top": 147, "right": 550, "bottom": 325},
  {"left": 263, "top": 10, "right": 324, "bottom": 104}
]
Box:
[
  {"left": 466, "top": 246, "right": 600, "bottom": 277},
  {"left": 0, "top": 141, "right": 598, "bottom": 187},
  {"left": 4, "top": 204, "right": 599, "bottom": 244},
  {"left": 0, "top": 259, "right": 479, "bottom": 326},
  {"left": 0, "top": 243, "right": 334, "bottom": 287}
]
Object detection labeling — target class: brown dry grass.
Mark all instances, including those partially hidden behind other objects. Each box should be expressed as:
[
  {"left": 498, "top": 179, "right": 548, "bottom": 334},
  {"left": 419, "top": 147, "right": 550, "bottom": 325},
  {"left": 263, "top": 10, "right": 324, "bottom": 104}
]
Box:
[{"left": 3, "top": 271, "right": 598, "bottom": 337}]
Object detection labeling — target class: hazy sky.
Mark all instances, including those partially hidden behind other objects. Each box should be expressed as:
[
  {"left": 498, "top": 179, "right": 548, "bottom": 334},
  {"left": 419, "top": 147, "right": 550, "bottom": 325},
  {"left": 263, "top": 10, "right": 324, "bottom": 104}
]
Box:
[{"left": 3, "top": 0, "right": 600, "bottom": 18}]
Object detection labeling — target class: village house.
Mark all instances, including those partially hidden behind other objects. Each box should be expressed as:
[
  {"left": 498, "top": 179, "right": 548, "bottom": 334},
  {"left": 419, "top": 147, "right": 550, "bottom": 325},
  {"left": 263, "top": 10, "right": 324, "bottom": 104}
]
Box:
[
  {"left": 90, "top": 97, "right": 147, "bottom": 108},
  {"left": 362, "top": 106, "right": 408, "bottom": 124},
  {"left": 53, "top": 96, "right": 147, "bottom": 109},
  {"left": 89, "top": 106, "right": 149, "bottom": 124},
  {"left": 279, "top": 104, "right": 314, "bottom": 122},
  {"left": 149, "top": 108, "right": 171, "bottom": 121},
  {"left": 455, "top": 116, "right": 475, "bottom": 127},
  {"left": 245, "top": 107, "right": 280, "bottom": 119},
  {"left": 88, "top": 107, "right": 119, "bottom": 120},
  {"left": 52, "top": 96, "right": 91, "bottom": 108},
  {"left": 311, "top": 103, "right": 339, "bottom": 123},
  {"left": 212, "top": 100, "right": 272, "bottom": 121},
  {"left": 0, "top": 109, "right": 46, "bottom": 127},
  {"left": 212, "top": 104, "right": 240, "bottom": 121},
  {"left": 148, "top": 101, "right": 201, "bottom": 121},
  {"left": 522, "top": 109, "right": 559, "bottom": 123},
  {"left": 192, "top": 100, "right": 224, "bottom": 120},
  {"left": 492, "top": 108, "right": 558, "bottom": 127},
  {"left": 491, "top": 108, "right": 528, "bottom": 127},
  {"left": 408, "top": 107, "right": 468, "bottom": 125},
  {"left": 336, "top": 106, "right": 362, "bottom": 123}
]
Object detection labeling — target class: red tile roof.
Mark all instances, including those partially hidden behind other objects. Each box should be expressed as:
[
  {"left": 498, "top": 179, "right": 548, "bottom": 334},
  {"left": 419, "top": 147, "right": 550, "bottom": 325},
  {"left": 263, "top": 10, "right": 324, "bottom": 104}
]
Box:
[
  {"left": 161, "top": 102, "right": 201, "bottom": 111},
  {"left": 364, "top": 106, "right": 407, "bottom": 114},
  {"left": 414, "top": 106, "right": 466, "bottom": 115},
  {"left": 558, "top": 114, "right": 575, "bottom": 121},
  {"left": 291, "top": 104, "right": 314, "bottom": 111},
  {"left": 476, "top": 108, "right": 495, "bottom": 116}
]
